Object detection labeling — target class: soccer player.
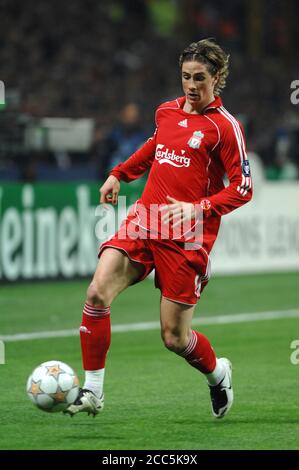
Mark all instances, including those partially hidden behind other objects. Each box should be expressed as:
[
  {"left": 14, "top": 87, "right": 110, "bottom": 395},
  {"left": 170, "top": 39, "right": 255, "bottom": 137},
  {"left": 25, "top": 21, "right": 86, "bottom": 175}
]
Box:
[{"left": 65, "top": 39, "right": 252, "bottom": 418}]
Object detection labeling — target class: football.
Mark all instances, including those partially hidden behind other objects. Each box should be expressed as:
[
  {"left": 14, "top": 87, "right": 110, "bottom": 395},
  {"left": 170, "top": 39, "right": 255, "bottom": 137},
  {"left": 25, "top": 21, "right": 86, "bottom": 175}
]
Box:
[{"left": 26, "top": 360, "right": 79, "bottom": 412}]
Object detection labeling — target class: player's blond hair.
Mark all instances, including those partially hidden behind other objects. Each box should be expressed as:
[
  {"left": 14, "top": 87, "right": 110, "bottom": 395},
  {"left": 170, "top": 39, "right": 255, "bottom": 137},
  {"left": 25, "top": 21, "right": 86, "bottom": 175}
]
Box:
[{"left": 179, "top": 38, "right": 230, "bottom": 96}]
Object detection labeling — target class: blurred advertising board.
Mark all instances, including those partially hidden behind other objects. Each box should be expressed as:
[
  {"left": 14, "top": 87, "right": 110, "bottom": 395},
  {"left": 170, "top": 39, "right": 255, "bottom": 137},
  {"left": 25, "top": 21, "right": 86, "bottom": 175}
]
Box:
[
  {"left": 0, "top": 181, "right": 142, "bottom": 281},
  {"left": 0, "top": 181, "right": 298, "bottom": 281},
  {"left": 212, "top": 182, "right": 299, "bottom": 274}
]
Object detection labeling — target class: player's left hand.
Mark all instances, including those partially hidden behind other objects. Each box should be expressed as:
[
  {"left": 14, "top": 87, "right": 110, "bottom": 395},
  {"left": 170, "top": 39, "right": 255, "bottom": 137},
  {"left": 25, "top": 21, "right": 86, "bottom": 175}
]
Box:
[{"left": 160, "top": 195, "right": 195, "bottom": 228}]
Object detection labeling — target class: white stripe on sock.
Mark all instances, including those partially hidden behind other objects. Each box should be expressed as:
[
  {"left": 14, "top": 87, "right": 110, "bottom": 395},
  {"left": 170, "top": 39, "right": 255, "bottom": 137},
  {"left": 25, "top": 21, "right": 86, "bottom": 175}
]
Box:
[
  {"left": 83, "top": 304, "right": 110, "bottom": 317},
  {"left": 180, "top": 331, "right": 197, "bottom": 357}
]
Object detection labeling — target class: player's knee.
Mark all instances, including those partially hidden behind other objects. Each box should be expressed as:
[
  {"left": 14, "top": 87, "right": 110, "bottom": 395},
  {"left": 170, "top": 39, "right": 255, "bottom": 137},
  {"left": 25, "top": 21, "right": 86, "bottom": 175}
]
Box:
[
  {"left": 86, "top": 281, "right": 110, "bottom": 307},
  {"left": 161, "top": 330, "right": 187, "bottom": 354}
]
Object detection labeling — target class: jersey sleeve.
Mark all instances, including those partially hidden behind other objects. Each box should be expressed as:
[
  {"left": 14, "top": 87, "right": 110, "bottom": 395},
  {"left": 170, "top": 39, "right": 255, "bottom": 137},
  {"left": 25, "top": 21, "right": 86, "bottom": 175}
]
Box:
[
  {"left": 110, "top": 131, "right": 157, "bottom": 182},
  {"left": 197, "top": 121, "right": 253, "bottom": 216}
]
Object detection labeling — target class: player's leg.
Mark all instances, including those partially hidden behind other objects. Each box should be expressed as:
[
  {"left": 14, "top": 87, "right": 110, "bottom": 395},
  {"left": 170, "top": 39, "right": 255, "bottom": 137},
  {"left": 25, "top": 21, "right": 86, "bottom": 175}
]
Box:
[
  {"left": 160, "top": 296, "right": 217, "bottom": 372},
  {"left": 87, "top": 246, "right": 146, "bottom": 306},
  {"left": 82, "top": 247, "right": 145, "bottom": 386},
  {"left": 65, "top": 247, "right": 145, "bottom": 416},
  {"left": 160, "top": 296, "right": 233, "bottom": 418}
]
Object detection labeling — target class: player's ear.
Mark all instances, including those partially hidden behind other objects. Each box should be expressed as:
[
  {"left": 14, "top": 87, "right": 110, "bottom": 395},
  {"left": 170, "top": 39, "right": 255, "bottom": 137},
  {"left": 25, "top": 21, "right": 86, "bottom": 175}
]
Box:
[{"left": 212, "top": 72, "right": 219, "bottom": 88}]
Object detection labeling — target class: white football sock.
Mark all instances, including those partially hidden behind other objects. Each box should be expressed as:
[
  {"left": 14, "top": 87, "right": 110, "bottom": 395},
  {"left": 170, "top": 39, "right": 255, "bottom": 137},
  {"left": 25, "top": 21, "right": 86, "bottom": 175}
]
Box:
[
  {"left": 83, "top": 369, "right": 105, "bottom": 398},
  {"left": 206, "top": 358, "right": 225, "bottom": 386}
]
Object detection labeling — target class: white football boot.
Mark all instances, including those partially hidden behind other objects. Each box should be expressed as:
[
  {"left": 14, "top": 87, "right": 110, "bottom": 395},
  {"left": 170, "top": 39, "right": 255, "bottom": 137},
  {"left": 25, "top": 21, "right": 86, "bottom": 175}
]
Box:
[
  {"left": 209, "top": 357, "right": 233, "bottom": 419},
  {"left": 64, "top": 388, "right": 104, "bottom": 417}
]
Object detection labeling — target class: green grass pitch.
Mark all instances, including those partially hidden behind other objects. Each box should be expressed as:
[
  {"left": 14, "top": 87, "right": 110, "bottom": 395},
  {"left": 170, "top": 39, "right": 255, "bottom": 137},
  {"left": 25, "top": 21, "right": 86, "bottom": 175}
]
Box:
[{"left": 0, "top": 272, "right": 299, "bottom": 450}]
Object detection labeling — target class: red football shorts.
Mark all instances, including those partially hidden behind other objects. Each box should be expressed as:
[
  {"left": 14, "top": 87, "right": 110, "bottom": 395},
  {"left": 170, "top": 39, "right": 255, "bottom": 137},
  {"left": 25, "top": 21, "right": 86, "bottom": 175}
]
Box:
[{"left": 99, "top": 219, "right": 211, "bottom": 306}]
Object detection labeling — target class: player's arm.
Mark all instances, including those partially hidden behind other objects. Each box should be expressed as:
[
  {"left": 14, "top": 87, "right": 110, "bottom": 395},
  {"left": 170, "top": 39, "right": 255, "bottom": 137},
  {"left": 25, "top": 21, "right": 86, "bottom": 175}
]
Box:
[
  {"left": 196, "top": 121, "right": 253, "bottom": 217},
  {"left": 109, "top": 131, "right": 157, "bottom": 183},
  {"left": 99, "top": 130, "right": 157, "bottom": 204}
]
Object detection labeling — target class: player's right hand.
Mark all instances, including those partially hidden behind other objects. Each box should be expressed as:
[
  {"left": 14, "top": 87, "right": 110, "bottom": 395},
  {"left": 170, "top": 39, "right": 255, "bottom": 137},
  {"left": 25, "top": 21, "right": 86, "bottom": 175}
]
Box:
[{"left": 99, "top": 175, "right": 120, "bottom": 205}]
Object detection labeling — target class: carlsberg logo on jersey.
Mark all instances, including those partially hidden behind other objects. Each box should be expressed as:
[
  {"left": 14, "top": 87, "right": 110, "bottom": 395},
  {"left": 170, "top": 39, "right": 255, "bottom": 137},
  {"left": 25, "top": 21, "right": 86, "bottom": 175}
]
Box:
[{"left": 155, "top": 144, "right": 191, "bottom": 168}]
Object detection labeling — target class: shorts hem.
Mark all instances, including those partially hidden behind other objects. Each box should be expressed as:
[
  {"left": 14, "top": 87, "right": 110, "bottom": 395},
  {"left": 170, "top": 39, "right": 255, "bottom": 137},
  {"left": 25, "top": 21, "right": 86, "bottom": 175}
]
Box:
[
  {"left": 162, "top": 295, "right": 198, "bottom": 306},
  {"left": 98, "top": 243, "right": 151, "bottom": 282}
]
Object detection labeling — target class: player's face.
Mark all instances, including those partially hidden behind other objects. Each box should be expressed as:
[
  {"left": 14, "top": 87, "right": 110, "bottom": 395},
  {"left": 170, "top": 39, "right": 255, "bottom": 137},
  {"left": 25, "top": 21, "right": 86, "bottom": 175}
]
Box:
[{"left": 181, "top": 61, "right": 218, "bottom": 112}]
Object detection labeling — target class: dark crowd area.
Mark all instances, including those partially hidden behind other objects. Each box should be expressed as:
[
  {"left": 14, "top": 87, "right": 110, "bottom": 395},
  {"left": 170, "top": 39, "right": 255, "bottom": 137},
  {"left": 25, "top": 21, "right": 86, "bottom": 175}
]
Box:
[{"left": 0, "top": 0, "right": 299, "bottom": 182}]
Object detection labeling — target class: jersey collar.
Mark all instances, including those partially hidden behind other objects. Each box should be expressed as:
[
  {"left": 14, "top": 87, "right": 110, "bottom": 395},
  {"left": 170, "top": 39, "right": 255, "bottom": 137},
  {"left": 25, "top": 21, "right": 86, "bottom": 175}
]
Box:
[
  {"left": 177, "top": 95, "right": 222, "bottom": 114},
  {"left": 202, "top": 95, "right": 222, "bottom": 112}
]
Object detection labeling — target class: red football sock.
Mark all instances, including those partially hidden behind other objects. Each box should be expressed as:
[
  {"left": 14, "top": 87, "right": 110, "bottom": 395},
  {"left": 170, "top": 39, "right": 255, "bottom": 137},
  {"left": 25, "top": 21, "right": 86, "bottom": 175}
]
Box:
[
  {"left": 179, "top": 330, "right": 216, "bottom": 374},
  {"left": 79, "top": 303, "right": 111, "bottom": 370}
]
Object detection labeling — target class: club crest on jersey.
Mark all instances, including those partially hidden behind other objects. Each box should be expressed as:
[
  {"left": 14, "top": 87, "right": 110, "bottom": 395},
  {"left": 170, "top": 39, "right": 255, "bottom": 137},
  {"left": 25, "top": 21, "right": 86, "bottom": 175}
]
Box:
[
  {"left": 242, "top": 159, "right": 251, "bottom": 176},
  {"left": 188, "top": 131, "right": 204, "bottom": 149}
]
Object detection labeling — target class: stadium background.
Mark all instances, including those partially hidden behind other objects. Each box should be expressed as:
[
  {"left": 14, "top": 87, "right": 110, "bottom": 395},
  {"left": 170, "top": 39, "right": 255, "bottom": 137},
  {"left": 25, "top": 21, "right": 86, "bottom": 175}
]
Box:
[{"left": 0, "top": 0, "right": 299, "bottom": 451}]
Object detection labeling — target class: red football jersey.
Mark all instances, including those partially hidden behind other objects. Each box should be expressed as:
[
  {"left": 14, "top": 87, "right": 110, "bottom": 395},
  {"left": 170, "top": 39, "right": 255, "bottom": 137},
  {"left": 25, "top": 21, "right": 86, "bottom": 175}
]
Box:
[{"left": 110, "top": 96, "right": 253, "bottom": 253}]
